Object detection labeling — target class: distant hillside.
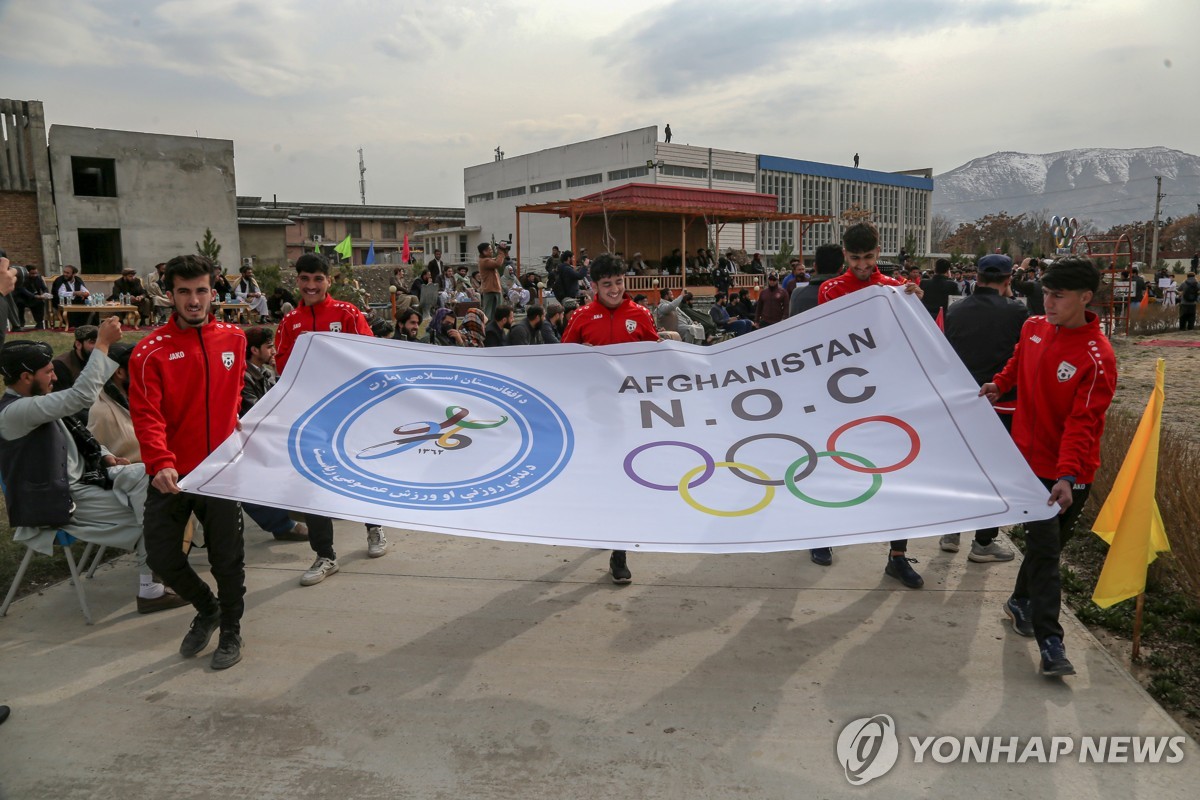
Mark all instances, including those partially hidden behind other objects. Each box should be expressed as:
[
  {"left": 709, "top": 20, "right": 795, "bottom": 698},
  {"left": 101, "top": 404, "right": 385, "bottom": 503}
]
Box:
[{"left": 933, "top": 147, "right": 1200, "bottom": 229}]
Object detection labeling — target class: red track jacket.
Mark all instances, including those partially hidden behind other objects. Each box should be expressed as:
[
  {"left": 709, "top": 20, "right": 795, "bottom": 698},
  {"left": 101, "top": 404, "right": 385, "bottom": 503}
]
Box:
[
  {"left": 561, "top": 296, "right": 658, "bottom": 345},
  {"left": 817, "top": 269, "right": 907, "bottom": 304},
  {"left": 992, "top": 312, "right": 1116, "bottom": 483},
  {"left": 274, "top": 293, "right": 373, "bottom": 375},
  {"left": 129, "top": 316, "right": 246, "bottom": 477}
]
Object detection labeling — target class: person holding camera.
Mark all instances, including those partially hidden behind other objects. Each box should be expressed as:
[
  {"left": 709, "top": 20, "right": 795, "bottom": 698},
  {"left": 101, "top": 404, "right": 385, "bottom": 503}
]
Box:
[{"left": 477, "top": 240, "right": 507, "bottom": 322}]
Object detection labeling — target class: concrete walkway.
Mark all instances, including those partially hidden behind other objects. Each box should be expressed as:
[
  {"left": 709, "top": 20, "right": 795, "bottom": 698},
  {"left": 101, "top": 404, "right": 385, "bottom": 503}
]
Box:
[{"left": 1, "top": 522, "right": 1196, "bottom": 799}]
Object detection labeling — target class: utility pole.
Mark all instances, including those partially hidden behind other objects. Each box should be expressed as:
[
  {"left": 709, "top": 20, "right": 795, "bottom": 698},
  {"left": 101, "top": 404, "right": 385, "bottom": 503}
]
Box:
[
  {"left": 1149, "top": 175, "right": 1163, "bottom": 267},
  {"left": 358, "top": 147, "right": 367, "bottom": 206}
]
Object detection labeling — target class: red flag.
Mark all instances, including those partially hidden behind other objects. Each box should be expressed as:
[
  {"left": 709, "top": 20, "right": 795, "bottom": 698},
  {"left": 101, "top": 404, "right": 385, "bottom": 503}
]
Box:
[
  {"left": 935, "top": 307, "right": 945, "bottom": 332},
  {"left": 401, "top": 234, "right": 410, "bottom": 264}
]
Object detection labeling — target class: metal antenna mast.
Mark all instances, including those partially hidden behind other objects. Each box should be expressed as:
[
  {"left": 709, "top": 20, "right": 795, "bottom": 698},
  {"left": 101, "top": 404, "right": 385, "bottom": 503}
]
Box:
[{"left": 358, "top": 147, "right": 367, "bottom": 205}]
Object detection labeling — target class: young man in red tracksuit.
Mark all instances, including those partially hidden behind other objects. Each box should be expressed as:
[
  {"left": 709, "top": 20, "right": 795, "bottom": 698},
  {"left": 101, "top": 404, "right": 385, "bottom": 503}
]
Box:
[
  {"left": 562, "top": 253, "right": 658, "bottom": 584},
  {"left": 813, "top": 223, "right": 927, "bottom": 588},
  {"left": 981, "top": 256, "right": 1116, "bottom": 677},
  {"left": 130, "top": 255, "right": 249, "bottom": 670},
  {"left": 273, "top": 253, "right": 389, "bottom": 586}
]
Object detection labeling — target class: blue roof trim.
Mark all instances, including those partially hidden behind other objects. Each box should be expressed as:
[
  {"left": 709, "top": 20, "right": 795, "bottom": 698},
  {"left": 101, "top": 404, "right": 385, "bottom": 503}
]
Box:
[{"left": 758, "top": 155, "right": 933, "bottom": 190}]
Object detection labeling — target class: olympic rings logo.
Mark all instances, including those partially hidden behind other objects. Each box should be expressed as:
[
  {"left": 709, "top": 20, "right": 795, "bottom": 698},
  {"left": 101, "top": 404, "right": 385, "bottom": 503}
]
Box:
[
  {"left": 622, "top": 416, "right": 920, "bottom": 517},
  {"left": 1050, "top": 215, "right": 1078, "bottom": 250}
]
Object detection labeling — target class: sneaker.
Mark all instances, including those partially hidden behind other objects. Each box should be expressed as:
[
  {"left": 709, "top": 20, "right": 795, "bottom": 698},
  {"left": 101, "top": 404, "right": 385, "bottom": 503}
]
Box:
[
  {"left": 366, "top": 525, "right": 388, "bottom": 558},
  {"left": 810, "top": 547, "right": 833, "bottom": 566},
  {"left": 939, "top": 533, "right": 960, "bottom": 553},
  {"left": 609, "top": 551, "right": 632, "bottom": 585},
  {"left": 884, "top": 554, "right": 924, "bottom": 588},
  {"left": 300, "top": 556, "right": 339, "bottom": 586},
  {"left": 211, "top": 631, "right": 243, "bottom": 670},
  {"left": 968, "top": 540, "right": 1015, "bottom": 563},
  {"left": 1039, "top": 636, "right": 1076, "bottom": 677},
  {"left": 1004, "top": 596, "right": 1034, "bottom": 637},
  {"left": 273, "top": 521, "right": 309, "bottom": 542},
  {"left": 179, "top": 610, "right": 221, "bottom": 657}
]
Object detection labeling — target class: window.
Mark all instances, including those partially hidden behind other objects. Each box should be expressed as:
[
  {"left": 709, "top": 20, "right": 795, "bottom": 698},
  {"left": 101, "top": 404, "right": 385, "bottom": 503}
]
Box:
[
  {"left": 348, "top": 221, "right": 362, "bottom": 238},
  {"left": 381, "top": 222, "right": 397, "bottom": 239},
  {"left": 497, "top": 186, "right": 526, "bottom": 199},
  {"left": 71, "top": 157, "right": 117, "bottom": 197},
  {"left": 77, "top": 228, "right": 123, "bottom": 273},
  {"left": 713, "top": 169, "right": 755, "bottom": 183},
  {"left": 566, "top": 173, "right": 603, "bottom": 188},
  {"left": 308, "top": 219, "right": 326, "bottom": 238},
  {"left": 468, "top": 192, "right": 494, "bottom": 204},
  {"left": 661, "top": 164, "right": 707, "bottom": 179},
  {"left": 608, "top": 166, "right": 650, "bottom": 181},
  {"left": 530, "top": 180, "right": 561, "bottom": 194}
]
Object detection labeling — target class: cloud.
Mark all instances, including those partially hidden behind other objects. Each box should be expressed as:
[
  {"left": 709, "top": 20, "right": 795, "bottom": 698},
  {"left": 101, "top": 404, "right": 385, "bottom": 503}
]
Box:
[{"left": 599, "top": 0, "right": 1045, "bottom": 94}]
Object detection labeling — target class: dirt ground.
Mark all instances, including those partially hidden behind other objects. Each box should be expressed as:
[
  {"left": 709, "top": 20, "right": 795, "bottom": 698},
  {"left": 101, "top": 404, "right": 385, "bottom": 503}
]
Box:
[{"left": 1079, "top": 324, "right": 1200, "bottom": 740}]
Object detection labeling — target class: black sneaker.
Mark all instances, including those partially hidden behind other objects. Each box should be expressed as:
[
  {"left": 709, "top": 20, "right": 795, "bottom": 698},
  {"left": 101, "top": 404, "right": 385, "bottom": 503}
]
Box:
[
  {"left": 609, "top": 551, "right": 632, "bottom": 585},
  {"left": 179, "top": 611, "right": 221, "bottom": 658},
  {"left": 810, "top": 547, "right": 833, "bottom": 566},
  {"left": 211, "top": 631, "right": 243, "bottom": 670},
  {"left": 1039, "top": 636, "right": 1075, "bottom": 677},
  {"left": 884, "top": 554, "right": 924, "bottom": 588},
  {"left": 1004, "top": 596, "right": 1034, "bottom": 637}
]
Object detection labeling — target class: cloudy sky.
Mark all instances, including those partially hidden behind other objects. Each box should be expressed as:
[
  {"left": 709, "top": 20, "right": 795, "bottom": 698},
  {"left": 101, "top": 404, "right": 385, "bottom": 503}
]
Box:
[{"left": 3, "top": 0, "right": 1196, "bottom": 208}]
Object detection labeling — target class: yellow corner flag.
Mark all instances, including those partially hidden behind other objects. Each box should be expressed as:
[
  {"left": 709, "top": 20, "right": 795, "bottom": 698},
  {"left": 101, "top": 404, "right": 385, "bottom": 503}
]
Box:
[
  {"left": 1091, "top": 358, "right": 1171, "bottom": 608},
  {"left": 333, "top": 234, "right": 353, "bottom": 262}
]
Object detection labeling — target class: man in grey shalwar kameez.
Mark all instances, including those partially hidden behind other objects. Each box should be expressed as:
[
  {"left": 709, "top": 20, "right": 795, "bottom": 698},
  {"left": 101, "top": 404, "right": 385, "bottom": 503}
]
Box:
[{"left": 0, "top": 317, "right": 187, "bottom": 614}]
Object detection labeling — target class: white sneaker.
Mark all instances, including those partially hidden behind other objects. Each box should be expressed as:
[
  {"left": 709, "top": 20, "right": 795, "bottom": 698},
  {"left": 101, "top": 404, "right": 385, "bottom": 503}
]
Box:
[
  {"left": 939, "top": 533, "right": 960, "bottom": 553},
  {"left": 366, "top": 525, "right": 388, "bottom": 558},
  {"left": 300, "top": 556, "right": 339, "bottom": 586}
]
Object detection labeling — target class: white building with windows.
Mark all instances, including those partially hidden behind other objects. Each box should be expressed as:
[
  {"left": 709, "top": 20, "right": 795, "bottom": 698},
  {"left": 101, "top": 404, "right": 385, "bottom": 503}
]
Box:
[{"left": 462, "top": 126, "right": 932, "bottom": 268}]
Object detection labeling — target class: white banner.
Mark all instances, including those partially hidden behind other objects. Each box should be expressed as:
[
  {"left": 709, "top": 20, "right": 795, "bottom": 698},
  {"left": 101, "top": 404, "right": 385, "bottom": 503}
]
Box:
[{"left": 182, "top": 286, "right": 1057, "bottom": 553}]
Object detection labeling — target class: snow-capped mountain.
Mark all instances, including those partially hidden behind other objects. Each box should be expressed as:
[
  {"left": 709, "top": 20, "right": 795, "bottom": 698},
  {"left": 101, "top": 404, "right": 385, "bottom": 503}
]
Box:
[{"left": 933, "top": 147, "right": 1200, "bottom": 229}]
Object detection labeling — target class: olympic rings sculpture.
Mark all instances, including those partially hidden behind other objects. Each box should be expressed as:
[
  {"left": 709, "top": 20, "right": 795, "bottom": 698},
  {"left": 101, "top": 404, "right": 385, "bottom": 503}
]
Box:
[
  {"left": 622, "top": 415, "right": 921, "bottom": 517},
  {"left": 1050, "top": 215, "right": 1078, "bottom": 251}
]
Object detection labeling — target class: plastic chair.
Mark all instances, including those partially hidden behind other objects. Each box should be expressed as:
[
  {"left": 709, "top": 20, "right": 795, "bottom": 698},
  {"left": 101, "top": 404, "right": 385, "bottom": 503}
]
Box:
[{"left": 1, "top": 530, "right": 93, "bottom": 624}]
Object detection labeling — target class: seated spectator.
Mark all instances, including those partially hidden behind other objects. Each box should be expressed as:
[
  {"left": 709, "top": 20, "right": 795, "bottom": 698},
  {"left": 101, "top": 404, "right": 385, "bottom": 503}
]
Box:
[
  {"left": 51, "top": 264, "right": 90, "bottom": 309},
  {"left": 426, "top": 308, "right": 464, "bottom": 346},
  {"left": 543, "top": 303, "right": 565, "bottom": 342},
  {"left": 239, "top": 326, "right": 308, "bottom": 542},
  {"left": 485, "top": 306, "right": 511, "bottom": 347},
  {"left": 744, "top": 253, "right": 766, "bottom": 274},
  {"left": 392, "top": 308, "right": 422, "bottom": 342},
  {"left": 13, "top": 265, "right": 51, "bottom": 330},
  {"left": 145, "top": 262, "right": 171, "bottom": 323},
  {"left": 213, "top": 270, "right": 234, "bottom": 302},
  {"left": 110, "top": 267, "right": 153, "bottom": 325},
  {"left": 0, "top": 321, "right": 187, "bottom": 614},
  {"left": 508, "top": 304, "right": 551, "bottom": 345},
  {"left": 709, "top": 292, "right": 754, "bottom": 337},
  {"left": 52, "top": 325, "right": 98, "bottom": 397},
  {"left": 267, "top": 286, "right": 296, "bottom": 321},
  {"left": 461, "top": 307, "right": 488, "bottom": 347},
  {"left": 87, "top": 342, "right": 141, "bottom": 463},
  {"left": 235, "top": 266, "right": 269, "bottom": 322}
]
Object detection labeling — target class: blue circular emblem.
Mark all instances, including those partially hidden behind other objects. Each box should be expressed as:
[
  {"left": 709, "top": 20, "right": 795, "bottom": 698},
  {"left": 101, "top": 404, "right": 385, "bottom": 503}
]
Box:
[{"left": 290, "top": 365, "right": 573, "bottom": 509}]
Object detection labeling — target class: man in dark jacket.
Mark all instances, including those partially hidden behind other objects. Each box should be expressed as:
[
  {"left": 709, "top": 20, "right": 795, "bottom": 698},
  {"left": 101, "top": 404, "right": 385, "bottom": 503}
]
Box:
[
  {"left": 485, "top": 305, "right": 511, "bottom": 347},
  {"left": 13, "top": 265, "right": 51, "bottom": 330},
  {"left": 556, "top": 251, "right": 589, "bottom": 301},
  {"left": 1179, "top": 272, "right": 1199, "bottom": 330},
  {"left": 789, "top": 244, "right": 843, "bottom": 316},
  {"left": 508, "top": 305, "right": 553, "bottom": 345},
  {"left": 943, "top": 253, "right": 1029, "bottom": 562},
  {"left": 919, "top": 258, "right": 961, "bottom": 318}
]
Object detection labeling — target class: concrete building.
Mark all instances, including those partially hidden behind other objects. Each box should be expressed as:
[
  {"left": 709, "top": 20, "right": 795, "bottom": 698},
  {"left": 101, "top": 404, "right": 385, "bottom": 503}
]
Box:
[
  {"left": 0, "top": 99, "right": 57, "bottom": 270},
  {"left": 462, "top": 126, "right": 933, "bottom": 268},
  {"left": 49, "top": 126, "right": 240, "bottom": 274}
]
